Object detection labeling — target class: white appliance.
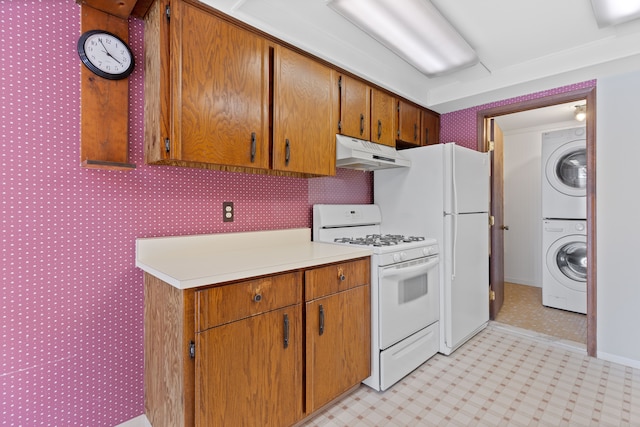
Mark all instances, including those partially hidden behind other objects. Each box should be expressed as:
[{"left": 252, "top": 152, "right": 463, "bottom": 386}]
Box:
[
  {"left": 336, "top": 134, "right": 411, "bottom": 171},
  {"left": 542, "top": 127, "right": 587, "bottom": 219},
  {"left": 313, "top": 204, "right": 440, "bottom": 391},
  {"left": 542, "top": 219, "right": 587, "bottom": 314},
  {"left": 374, "top": 143, "right": 490, "bottom": 355}
]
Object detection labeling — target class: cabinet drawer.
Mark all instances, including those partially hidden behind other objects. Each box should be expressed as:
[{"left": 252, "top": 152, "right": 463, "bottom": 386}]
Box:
[
  {"left": 305, "top": 258, "right": 370, "bottom": 301},
  {"left": 196, "top": 272, "right": 302, "bottom": 331}
]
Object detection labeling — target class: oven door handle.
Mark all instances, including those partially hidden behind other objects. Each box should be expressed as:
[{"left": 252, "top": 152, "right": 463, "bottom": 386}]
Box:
[{"left": 380, "top": 256, "right": 439, "bottom": 280}]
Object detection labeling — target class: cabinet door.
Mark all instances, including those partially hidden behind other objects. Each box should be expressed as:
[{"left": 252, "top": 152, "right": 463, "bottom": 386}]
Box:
[
  {"left": 173, "top": 2, "right": 270, "bottom": 169},
  {"left": 306, "top": 285, "right": 371, "bottom": 413},
  {"left": 370, "top": 88, "right": 396, "bottom": 147},
  {"left": 273, "top": 45, "right": 336, "bottom": 176},
  {"left": 195, "top": 305, "right": 303, "bottom": 426},
  {"left": 397, "top": 100, "right": 422, "bottom": 146},
  {"left": 422, "top": 109, "right": 440, "bottom": 146},
  {"left": 339, "top": 75, "right": 370, "bottom": 140}
]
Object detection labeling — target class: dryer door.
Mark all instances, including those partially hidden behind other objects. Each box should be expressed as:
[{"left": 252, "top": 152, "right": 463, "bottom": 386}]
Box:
[
  {"left": 546, "top": 235, "right": 587, "bottom": 291},
  {"left": 545, "top": 140, "right": 587, "bottom": 197}
]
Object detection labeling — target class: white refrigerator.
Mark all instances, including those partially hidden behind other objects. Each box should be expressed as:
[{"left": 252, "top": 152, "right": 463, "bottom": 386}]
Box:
[{"left": 374, "top": 143, "right": 490, "bottom": 355}]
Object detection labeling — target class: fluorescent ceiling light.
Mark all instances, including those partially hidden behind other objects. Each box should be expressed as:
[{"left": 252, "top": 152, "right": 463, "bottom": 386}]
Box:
[
  {"left": 327, "top": 0, "right": 478, "bottom": 77},
  {"left": 590, "top": 0, "right": 640, "bottom": 27}
]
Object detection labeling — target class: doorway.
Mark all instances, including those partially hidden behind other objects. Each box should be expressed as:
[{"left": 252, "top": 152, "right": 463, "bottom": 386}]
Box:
[{"left": 477, "top": 87, "right": 597, "bottom": 357}]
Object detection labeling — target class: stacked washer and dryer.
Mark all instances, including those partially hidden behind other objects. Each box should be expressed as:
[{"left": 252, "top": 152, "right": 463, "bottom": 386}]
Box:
[{"left": 541, "top": 127, "right": 587, "bottom": 314}]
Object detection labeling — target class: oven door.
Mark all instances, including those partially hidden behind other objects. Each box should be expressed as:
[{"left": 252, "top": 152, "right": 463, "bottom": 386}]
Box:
[{"left": 378, "top": 255, "right": 439, "bottom": 350}]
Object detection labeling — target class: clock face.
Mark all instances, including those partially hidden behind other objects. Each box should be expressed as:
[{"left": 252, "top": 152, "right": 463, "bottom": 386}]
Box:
[{"left": 78, "top": 30, "right": 135, "bottom": 80}]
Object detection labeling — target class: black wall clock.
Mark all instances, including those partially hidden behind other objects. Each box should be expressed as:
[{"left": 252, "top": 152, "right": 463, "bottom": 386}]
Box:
[{"left": 77, "top": 30, "right": 135, "bottom": 80}]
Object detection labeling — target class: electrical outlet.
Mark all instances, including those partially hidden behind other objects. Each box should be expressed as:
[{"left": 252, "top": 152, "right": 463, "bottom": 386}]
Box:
[{"left": 223, "top": 202, "right": 234, "bottom": 222}]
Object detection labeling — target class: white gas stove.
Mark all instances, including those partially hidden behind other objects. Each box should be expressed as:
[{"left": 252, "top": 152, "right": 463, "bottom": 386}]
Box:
[{"left": 313, "top": 204, "right": 440, "bottom": 391}]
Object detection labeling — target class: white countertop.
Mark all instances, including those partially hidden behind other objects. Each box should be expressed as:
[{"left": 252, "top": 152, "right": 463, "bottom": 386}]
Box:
[{"left": 135, "top": 228, "right": 372, "bottom": 289}]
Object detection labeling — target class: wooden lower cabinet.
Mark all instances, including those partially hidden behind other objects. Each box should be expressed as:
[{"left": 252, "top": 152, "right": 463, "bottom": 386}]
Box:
[
  {"left": 305, "top": 285, "right": 370, "bottom": 413},
  {"left": 195, "top": 305, "right": 303, "bottom": 426},
  {"left": 144, "top": 257, "right": 370, "bottom": 427}
]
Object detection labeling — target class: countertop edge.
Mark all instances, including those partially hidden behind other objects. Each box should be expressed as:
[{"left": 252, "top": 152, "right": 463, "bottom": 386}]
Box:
[{"left": 135, "top": 229, "right": 372, "bottom": 289}]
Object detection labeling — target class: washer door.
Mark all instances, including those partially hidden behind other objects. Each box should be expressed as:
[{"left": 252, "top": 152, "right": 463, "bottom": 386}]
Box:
[
  {"left": 545, "top": 140, "right": 587, "bottom": 197},
  {"left": 546, "top": 234, "right": 587, "bottom": 291}
]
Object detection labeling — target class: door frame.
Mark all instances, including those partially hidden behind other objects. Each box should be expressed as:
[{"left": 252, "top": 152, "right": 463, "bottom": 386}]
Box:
[{"left": 476, "top": 87, "right": 597, "bottom": 357}]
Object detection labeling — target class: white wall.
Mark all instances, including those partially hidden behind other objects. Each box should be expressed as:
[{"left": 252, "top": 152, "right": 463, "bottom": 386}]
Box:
[
  {"left": 501, "top": 121, "right": 576, "bottom": 287},
  {"left": 596, "top": 70, "right": 640, "bottom": 367}
]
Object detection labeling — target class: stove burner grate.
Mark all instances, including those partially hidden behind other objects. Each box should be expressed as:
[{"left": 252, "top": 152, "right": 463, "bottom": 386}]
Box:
[{"left": 333, "top": 234, "right": 426, "bottom": 247}]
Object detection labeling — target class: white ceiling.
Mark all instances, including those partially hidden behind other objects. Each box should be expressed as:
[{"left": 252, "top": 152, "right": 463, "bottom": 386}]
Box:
[
  {"left": 199, "top": 0, "right": 640, "bottom": 114},
  {"left": 493, "top": 101, "right": 584, "bottom": 132}
]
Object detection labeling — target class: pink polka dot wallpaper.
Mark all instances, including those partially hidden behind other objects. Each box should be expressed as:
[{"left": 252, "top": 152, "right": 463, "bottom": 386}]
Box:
[
  {"left": 0, "top": 1, "right": 370, "bottom": 425},
  {"left": 1, "top": 1, "right": 597, "bottom": 426},
  {"left": 439, "top": 80, "right": 597, "bottom": 149}
]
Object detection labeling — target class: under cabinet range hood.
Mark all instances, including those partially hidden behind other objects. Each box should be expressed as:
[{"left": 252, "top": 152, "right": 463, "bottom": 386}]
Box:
[{"left": 335, "top": 134, "right": 411, "bottom": 171}]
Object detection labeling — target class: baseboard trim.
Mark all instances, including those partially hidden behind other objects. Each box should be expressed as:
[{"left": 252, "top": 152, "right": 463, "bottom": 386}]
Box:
[
  {"left": 597, "top": 350, "right": 640, "bottom": 370},
  {"left": 115, "top": 414, "right": 151, "bottom": 427}
]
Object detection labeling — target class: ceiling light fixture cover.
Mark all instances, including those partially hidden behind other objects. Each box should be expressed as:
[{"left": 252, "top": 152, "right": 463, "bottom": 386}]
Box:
[
  {"left": 327, "top": 0, "right": 478, "bottom": 77},
  {"left": 590, "top": 0, "right": 640, "bottom": 27},
  {"left": 574, "top": 105, "right": 587, "bottom": 122}
]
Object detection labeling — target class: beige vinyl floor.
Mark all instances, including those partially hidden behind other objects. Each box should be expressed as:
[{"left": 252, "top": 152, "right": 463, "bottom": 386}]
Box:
[
  {"left": 299, "top": 283, "right": 622, "bottom": 426},
  {"left": 301, "top": 324, "right": 640, "bottom": 426},
  {"left": 494, "top": 282, "right": 587, "bottom": 345}
]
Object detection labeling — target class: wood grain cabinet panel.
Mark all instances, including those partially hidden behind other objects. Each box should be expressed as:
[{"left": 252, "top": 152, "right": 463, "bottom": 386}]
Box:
[
  {"left": 195, "top": 272, "right": 302, "bottom": 331},
  {"left": 422, "top": 109, "right": 440, "bottom": 146},
  {"left": 273, "top": 45, "right": 336, "bottom": 176},
  {"left": 305, "top": 260, "right": 371, "bottom": 413},
  {"left": 338, "top": 75, "right": 371, "bottom": 140},
  {"left": 370, "top": 88, "right": 396, "bottom": 147},
  {"left": 397, "top": 100, "right": 422, "bottom": 146},
  {"left": 305, "top": 258, "right": 370, "bottom": 301},
  {"left": 145, "top": 0, "right": 270, "bottom": 171},
  {"left": 196, "top": 304, "right": 303, "bottom": 427}
]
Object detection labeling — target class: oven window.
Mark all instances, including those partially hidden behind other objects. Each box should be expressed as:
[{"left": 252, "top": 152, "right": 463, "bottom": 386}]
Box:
[{"left": 399, "top": 275, "right": 428, "bottom": 304}]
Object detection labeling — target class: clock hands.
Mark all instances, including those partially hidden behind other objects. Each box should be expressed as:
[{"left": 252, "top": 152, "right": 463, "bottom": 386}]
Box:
[{"left": 99, "top": 38, "right": 123, "bottom": 65}]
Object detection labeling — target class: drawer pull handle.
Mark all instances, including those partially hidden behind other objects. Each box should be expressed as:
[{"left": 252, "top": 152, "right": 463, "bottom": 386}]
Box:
[
  {"left": 283, "top": 314, "right": 290, "bottom": 349},
  {"left": 253, "top": 294, "right": 262, "bottom": 302},
  {"left": 319, "top": 304, "right": 325, "bottom": 336},
  {"left": 360, "top": 113, "right": 365, "bottom": 136},
  {"left": 338, "top": 267, "right": 345, "bottom": 281}
]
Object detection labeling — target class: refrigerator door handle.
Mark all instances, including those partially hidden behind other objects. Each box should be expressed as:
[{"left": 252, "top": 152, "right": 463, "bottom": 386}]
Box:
[
  {"left": 452, "top": 144, "right": 458, "bottom": 215},
  {"left": 452, "top": 214, "right": 457, "bottom": 280}
]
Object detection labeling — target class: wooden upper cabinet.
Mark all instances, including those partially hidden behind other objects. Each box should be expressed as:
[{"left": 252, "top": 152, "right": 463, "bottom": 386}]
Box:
[
  {"left": 397, "top": 100, "right": 422, "bottom": 146},
  {"left": 422, "top": 109, "right": 440, "bottom": 146},
  {"left": 178, "top": 3, "right": 269, "bottom": 168},
  {"left": 144, "top": 0, "right": 270, "bottom": 170},
  {"left": 338, "top": 75, "right": 371, "bottom": 140},
  {"left": 273, "top": 45, "right": 336, "bottom": 176},
  {"left": 370, "top": 88, "right": 396, "bottom": 147}
]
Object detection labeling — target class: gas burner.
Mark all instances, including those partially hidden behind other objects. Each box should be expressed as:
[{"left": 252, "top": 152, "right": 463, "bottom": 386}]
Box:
[{"left": 334, "top": 234, "right": 426, "bottom": 247}]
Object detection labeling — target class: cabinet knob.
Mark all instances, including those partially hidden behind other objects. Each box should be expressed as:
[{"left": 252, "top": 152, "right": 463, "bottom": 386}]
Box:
[
  {"left": 253, "top": 294, "right": 262, "bottom": 302},
  {"left": 338, "top": 268, "right": 345, "bottom": 281}
]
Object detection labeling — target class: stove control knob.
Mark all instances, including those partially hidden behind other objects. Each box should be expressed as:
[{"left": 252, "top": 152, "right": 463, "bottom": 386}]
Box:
[
  {"left": 400, "top": 252, "right": 407, "bottom": 261},
  {"left": 393, "top": 253, "right": 401, "bottom": 262},
  {"left": 423, "top": 247, "right": 434, "bottom": 256}
]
